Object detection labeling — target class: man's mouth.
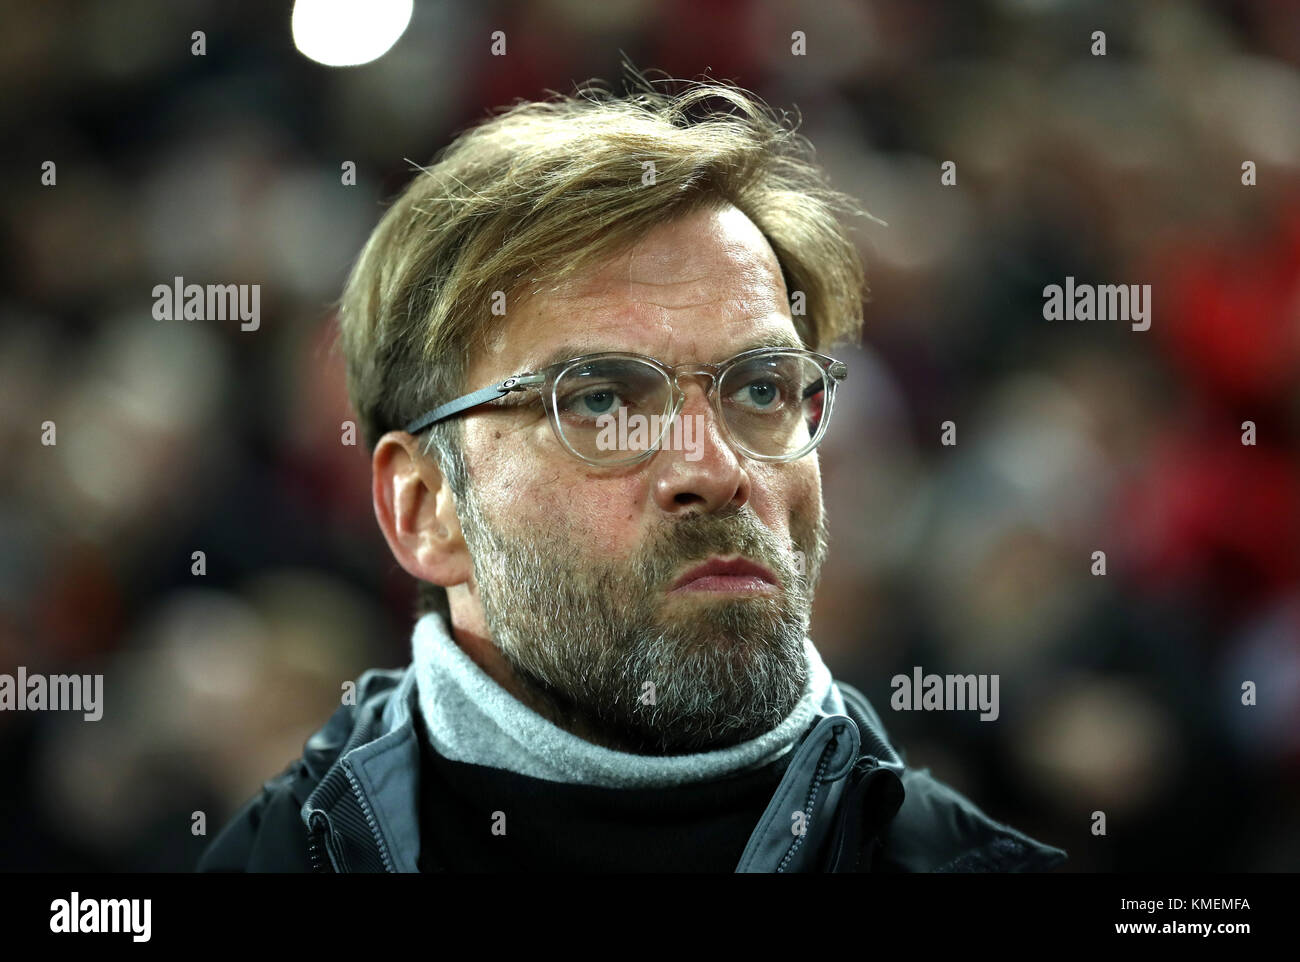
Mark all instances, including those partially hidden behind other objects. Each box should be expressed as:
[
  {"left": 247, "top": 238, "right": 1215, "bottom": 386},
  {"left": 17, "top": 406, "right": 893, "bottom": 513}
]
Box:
[{"left": 667, "top": 555, "right": 779, "bottom": 595}]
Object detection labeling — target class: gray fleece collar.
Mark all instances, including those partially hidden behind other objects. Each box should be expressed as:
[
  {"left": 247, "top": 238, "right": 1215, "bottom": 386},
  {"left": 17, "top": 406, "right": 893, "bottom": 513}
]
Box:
[{"left": 410, "top": 611, "right": 846, "bottom": 789}]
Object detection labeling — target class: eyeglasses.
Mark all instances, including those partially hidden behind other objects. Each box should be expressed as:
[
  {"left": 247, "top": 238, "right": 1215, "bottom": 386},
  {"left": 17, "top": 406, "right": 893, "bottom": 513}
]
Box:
[{"left": 402, "top": 346, "right": 848, "bottom": 466}]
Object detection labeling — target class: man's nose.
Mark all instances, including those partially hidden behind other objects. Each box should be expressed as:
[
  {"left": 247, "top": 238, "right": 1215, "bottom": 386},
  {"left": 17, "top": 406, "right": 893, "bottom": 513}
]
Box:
[
  {"left": 650, "top": 377, "right": 751, "bottom": 515},
  {"left": 673, "top": 368, "right": 716, "bottom": 399}
]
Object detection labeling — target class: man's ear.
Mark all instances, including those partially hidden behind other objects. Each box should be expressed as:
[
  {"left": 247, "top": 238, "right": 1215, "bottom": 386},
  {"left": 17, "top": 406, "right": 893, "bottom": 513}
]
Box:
[{"left": 372, "top": 431, "right": 472, "bottom": 589}]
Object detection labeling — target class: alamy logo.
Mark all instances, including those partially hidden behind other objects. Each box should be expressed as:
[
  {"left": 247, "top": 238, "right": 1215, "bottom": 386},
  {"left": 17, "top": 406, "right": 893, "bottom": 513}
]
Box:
[
  {"left": 1042, "top": 276, "right": 1151, "bottom": 331},
  {"left": 0, "top": 667, "right": 102, "bottom": 721},
  {"left": 595, "top": 410, "right": 705, "bottom": 461},
  {"left": 50, "top": 893, "right": 150, "bottom": 942},
  {"left": 890, "top": 667, "right": 999, "bottom": 721},
  {"left": 152, "top": 275, "right": 260, "bottom": 331}
]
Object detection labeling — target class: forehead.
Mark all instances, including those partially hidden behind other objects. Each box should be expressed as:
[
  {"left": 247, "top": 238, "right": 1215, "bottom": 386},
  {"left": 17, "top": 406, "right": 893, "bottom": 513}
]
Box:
[{"left": 478, "top": 204, "right": 798, "bottom": 374}]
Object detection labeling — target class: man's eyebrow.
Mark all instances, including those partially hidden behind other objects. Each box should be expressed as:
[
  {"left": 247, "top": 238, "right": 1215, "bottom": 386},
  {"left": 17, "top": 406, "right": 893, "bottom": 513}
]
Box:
[
  {"left": 521, "top": 343, "right": 613, "bottom": 373},
  {"left": 738, "top": 332, "right": 807, "bottom": 355},
  {"left": 517, "top": 332, "right": 807, "bottom": 374}
]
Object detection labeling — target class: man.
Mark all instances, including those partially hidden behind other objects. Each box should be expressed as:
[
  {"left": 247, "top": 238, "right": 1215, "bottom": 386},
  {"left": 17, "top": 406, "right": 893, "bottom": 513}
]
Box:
[{"left": 198, "top": 76, "right": 1067, "bottom": 873}]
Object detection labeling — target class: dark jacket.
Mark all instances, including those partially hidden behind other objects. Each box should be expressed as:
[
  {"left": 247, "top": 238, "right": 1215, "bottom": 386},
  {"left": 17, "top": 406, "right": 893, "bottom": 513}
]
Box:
[{"left": 197, "top": 665, "right": 1068, "bottom": 873}]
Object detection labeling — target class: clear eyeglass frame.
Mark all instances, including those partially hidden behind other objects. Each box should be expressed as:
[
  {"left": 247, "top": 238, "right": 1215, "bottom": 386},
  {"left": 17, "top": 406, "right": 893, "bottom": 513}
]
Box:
[{"left": 401, "top": 346, "right": 849, "bottom": 467}]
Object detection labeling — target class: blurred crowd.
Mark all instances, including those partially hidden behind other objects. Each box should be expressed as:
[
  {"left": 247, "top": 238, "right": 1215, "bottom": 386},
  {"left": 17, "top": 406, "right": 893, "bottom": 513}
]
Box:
[{"left": 1, "top": 0, "right": 1297, "bottom": 871}]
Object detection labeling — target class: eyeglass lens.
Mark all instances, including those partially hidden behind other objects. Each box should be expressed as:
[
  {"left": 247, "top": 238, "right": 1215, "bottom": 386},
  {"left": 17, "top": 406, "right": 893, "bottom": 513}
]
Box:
[{"left": 552, "top": 353, "right": 831, "bottom": 462}]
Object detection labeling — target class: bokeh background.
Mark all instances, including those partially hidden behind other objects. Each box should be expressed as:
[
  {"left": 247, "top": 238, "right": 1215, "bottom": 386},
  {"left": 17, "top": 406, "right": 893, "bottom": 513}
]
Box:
[{"left": 2, "top": 0, "right": 1298, "bottom": 872}]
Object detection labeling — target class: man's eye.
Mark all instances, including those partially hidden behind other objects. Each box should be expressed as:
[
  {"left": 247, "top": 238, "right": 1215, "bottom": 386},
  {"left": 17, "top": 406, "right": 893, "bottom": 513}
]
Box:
[
  {"left": 559, "top": 386, "right": 626, "bottom": 419},
  {"left": 728, "top": 377, "right": 785, "bottom": 410}
]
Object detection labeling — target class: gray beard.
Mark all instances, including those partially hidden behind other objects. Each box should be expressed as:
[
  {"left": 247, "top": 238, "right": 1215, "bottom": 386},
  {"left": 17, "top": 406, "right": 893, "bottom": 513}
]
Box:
[{"left": 457, "top": 486, "right": 828, "bottom": 755}]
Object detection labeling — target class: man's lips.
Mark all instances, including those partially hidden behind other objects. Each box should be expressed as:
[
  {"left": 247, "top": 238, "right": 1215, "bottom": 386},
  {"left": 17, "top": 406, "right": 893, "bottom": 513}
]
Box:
[{"left": 668, "top": 556, "right": 779, "bottom": 594}]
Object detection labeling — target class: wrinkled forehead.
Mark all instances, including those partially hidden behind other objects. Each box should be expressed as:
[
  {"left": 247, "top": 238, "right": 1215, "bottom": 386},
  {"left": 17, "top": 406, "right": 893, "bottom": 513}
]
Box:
[{"left": 481, "top": 204, "right": 791, "bottom": 362}]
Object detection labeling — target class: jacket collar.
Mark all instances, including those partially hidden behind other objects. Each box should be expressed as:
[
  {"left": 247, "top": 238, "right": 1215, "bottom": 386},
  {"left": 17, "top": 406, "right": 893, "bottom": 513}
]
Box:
[
  {"left": 298, "top": 666, "right": 1065, "bottom": 873},
  {"left": 300, "top": 666, "right": 422, "bottom": 873}
]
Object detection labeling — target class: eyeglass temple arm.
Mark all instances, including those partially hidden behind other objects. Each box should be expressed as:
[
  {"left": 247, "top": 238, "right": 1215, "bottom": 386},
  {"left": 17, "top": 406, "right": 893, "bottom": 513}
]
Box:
[
  {"left": 402, "top": 374, "right": 542, "bottom": 435},
  {"left": 801, "top": 360, "right": 847, "bottom": 400}
]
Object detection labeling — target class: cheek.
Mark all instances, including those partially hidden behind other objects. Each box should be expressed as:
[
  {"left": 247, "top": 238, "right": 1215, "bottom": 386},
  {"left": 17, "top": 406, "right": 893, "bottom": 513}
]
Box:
[
  {"left": 798, "top": 461, "right": 823, "bottom": 518},
  {"left": 754, "top": 457, "right": 821, "bottom": 512},
  {"left": 751, "top": 460, "right": 822, "bottom": 533},
  {"left": 540, "top": 483, "right": 653, "bottom": 560},
  {"left": 467, "top": 436, "right": 650, "bottom": 558}
]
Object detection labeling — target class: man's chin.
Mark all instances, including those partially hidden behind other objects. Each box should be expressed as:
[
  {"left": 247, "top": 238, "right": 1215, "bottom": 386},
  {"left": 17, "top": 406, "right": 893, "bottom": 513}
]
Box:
[{"left": 657, "top": 592, "right": 797, "bottom": 636}]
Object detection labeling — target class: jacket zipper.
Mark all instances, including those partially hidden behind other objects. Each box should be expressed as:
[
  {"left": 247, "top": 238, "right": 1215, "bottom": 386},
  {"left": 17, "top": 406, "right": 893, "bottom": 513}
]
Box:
[
  {"left": 305, "top": 762, "right": 398, "bottom": 873},
  {"left": 342, "top": 763, "right": 396, "bottom": 873},
  {"left": 308, "top": 811, "right": 334, "bottom": 873},
  {"left": 776, "top": 728, "right": 840, "bottom": 873}
]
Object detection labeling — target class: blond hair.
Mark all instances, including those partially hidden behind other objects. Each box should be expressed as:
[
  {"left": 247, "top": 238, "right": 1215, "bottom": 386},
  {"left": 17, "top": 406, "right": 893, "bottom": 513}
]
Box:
[{"left": 336, "top": 72, "right": 870, "bottom": 617}]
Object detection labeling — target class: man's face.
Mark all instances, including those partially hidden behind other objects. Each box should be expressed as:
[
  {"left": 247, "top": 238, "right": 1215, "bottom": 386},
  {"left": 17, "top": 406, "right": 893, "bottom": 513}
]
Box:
[{"left": 451, "top": 203, "right": 829, "bottom": 754}]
